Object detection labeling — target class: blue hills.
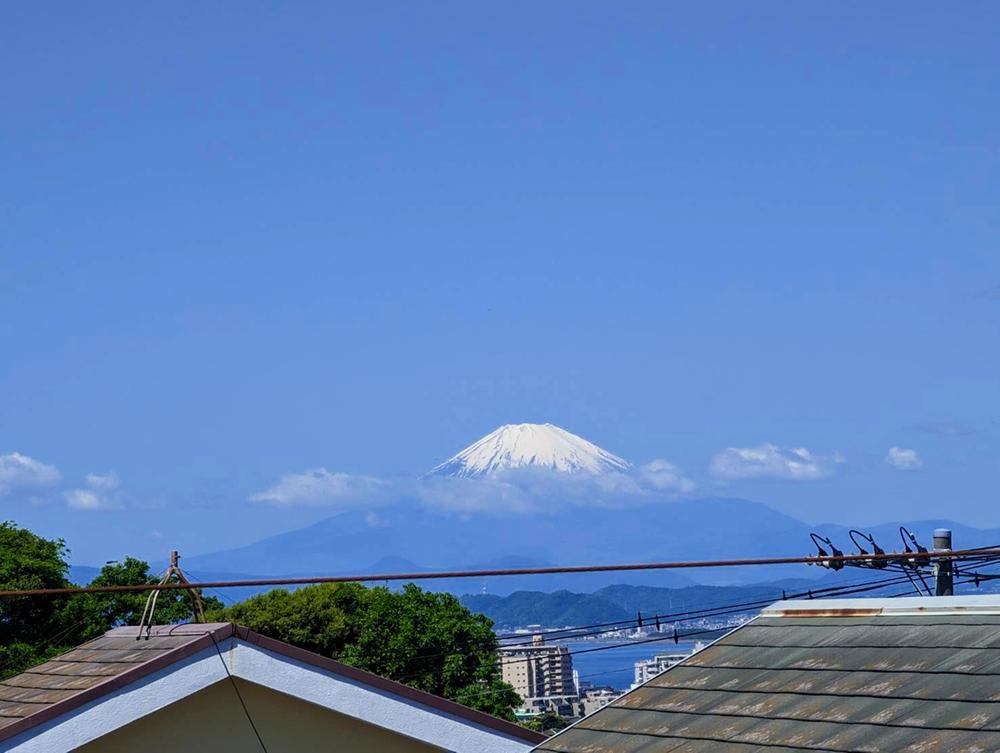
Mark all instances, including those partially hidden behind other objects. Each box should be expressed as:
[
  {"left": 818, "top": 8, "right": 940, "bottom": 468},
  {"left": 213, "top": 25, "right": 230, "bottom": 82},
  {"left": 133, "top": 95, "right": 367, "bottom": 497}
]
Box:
[{"left": 176, "top": 496, "right": 1000, "bottom": 596}]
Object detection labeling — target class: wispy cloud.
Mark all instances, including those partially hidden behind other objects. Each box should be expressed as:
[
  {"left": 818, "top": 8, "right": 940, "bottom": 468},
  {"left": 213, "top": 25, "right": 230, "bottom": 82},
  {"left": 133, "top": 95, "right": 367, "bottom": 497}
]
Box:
[
  {"left": 638, "top": 459, "right": 696, "bottom": 493},
  {"left": 0, "top": 452, "right": 61, "bottom": 495},
  {"left": 415, "top": 475, "right": 535, "bottom": 514},
  {"left": 709, "top": 443, "right": 841, "bottom": 481},
  {"left": 249, "top": 468, "right": 391, "bottom": 508},
  {"left": 913, "top": 421, "right": 975, "bottom": 437},
  {"left": 885, "top": 446, "right": 923, "bottom": 471},
  {"left": 251, "top": 458, "right": 696, "bottom": 514},
  {"left": 64, "top": 472, "right": 122, "bottom": 510}
]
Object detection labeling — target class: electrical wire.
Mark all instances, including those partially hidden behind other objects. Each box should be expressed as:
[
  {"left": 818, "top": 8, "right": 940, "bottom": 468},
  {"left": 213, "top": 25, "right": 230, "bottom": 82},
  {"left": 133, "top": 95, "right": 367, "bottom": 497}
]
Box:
[
  {"left": 496, "top": 576, "right": 904, "bottom": 654},
  {"left": 176, "top": 568, "right": 919, "bottom": 682},
  {"left": 496, "top": 576, "right": 945, "bottom": 667},
  {"left": 496, "top": 571, "right": 920, "bottom": 644},
  {"left": 396, "top": 573, "right": 925, "bottom": 691},
  {"left": 4, "top": 547, "right": 996, "bottom": 598},
  {"left": 455, "top": 582, "right": 929, "bottom": 706}
]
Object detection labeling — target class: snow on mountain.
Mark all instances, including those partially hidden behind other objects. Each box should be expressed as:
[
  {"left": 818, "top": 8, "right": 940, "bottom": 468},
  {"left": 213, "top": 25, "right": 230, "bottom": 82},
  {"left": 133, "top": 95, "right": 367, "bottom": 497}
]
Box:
[{"left": 428, "top": 423, "right": 632, "bottom": 478}]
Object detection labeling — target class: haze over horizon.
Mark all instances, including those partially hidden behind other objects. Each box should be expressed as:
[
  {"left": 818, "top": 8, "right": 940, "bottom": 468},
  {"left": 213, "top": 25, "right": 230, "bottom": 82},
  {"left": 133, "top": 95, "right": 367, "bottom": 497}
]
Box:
[{"left": 2, "top": 3, "right": 999, "bottom": 563}]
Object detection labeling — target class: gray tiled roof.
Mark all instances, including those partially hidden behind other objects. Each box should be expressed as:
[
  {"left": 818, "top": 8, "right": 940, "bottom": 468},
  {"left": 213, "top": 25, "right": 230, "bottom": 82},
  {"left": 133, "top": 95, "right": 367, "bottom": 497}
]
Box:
[
  {"left": 0, "top": 623, "right": 231, "bottom": 736},
  {"left": 0, "top": 622, "right": 545, "bottom": 747},
  {"left": 537, "top": 602, "right": 1000, "bottom": 753}
]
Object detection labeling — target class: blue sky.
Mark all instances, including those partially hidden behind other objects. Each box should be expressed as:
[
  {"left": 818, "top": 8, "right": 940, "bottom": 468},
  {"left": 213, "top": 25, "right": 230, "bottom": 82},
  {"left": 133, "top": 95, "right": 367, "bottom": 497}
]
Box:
[{"left": 2, "top": 3, "right": 999, "bottom": 564}]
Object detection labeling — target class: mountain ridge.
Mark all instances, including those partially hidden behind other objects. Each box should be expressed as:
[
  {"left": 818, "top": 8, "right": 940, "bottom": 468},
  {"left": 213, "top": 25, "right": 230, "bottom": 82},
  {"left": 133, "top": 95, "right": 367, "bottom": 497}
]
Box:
[
  {"left": 427, "top": 423, "right": 632, "bottom": 478},
  {"left": 179, "top": 496, "right": 999, "bottom": 594}
]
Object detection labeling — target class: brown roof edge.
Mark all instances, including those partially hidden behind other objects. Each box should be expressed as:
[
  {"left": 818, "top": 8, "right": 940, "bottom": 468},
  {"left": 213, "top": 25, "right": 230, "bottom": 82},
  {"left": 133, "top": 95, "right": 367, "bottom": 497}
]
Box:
[
  {"left": 235, "top": 627, "right": 546, "bottom": 744},
  {"left": 0, "top": 623, "right": 235, "bottom": 744}
]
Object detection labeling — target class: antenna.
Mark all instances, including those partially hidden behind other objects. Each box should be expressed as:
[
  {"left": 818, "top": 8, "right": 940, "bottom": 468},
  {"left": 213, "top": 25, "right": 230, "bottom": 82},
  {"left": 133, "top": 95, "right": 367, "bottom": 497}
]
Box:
[{"left": 136, "top": 550, "right": 206, "bottom": 641}]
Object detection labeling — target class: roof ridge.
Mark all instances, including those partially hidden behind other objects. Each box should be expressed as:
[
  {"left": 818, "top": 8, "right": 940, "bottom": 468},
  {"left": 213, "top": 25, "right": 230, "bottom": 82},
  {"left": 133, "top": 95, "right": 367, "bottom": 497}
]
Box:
[
  {"left": 0, "top": 624, "right": 235, "bottom": 743},
  {"left": 0, "top": 623, "right": 544, "bottom": 747}
]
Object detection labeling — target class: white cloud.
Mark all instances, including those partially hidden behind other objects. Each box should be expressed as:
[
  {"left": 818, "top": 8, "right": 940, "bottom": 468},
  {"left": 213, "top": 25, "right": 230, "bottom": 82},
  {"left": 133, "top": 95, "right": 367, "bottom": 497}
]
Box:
[
  {"left": 250, "top": 468, "right": 390, "bottom": 508},
  {"left": 64, "top": 471, "right": 122, "bottom": 510},
  {"left": 709, "top": 443, "right": 839, "bottom": 481},
  {"left": 253, "top": 456, "right": 696, "bottom": 516},
  {"left": 885, "top": 446, "right": 923, "bottom": 471},
  {"left": 64, "top": 489, "right": 105, "bottom": 510},
  {"left": 416, "top": 475, "right": 535, "bottom": 514},
  {"left": 0, "top": 452, "right": 61, "bottom": 494},
  {"left": 638, "top": 459, "right": 696, "bottom": 493}
]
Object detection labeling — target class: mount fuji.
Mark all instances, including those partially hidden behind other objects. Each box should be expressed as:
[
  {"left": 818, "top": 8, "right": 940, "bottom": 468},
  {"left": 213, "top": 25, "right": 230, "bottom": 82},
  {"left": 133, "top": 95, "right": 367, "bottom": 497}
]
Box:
[
  {"left": 427, "top": 423, "right": 632, "bottom": 478},
  {"left": 181, "top": 423, "right": 1000, "bottom": 596}
]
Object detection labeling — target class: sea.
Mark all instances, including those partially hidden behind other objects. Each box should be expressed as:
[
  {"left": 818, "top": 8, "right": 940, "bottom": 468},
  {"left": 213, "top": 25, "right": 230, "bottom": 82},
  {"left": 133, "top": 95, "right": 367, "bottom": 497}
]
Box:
[{"left": 562, "top": 639, "right": 702, "bottom": 691}]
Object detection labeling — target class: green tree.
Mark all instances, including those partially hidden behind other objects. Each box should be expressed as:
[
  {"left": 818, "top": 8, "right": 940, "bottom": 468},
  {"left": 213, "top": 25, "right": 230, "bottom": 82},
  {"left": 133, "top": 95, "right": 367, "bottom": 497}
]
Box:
[
  {"left": 212, "top": 582, "right": 522, "bottom": 719},
  {"left": 0, "top": 522, "right": 72, "bottom": 678},
  {"left": 1, "top": 522, "right": 219, "bottom": 679},
  {"left": 523, "top": 711, "right": 571, "bottom": 733},
  {"left": 62, "top": 557, "right": 222, "bottom": 644}
]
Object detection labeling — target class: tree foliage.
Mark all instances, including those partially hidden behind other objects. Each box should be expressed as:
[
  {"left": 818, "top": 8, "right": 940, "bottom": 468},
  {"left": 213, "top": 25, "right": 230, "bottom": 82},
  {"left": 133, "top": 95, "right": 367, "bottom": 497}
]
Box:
[
  {"left": 0, "top": 522, "right": 219, "bottom": 679},
  {"left": 523, "top": 711, "right": 572, "bottom": 733},
  {"left": 0, "top": 522, "right": 70, "bottom": 644},
  {"left": 1, "top": 522, "right": 521, "bottom": 721},
  {"left": 61, "top": 557, "right": 222, "bottom": 644},
  {"left": 212, "top": 582, "right": 522, "bottom": 719}
]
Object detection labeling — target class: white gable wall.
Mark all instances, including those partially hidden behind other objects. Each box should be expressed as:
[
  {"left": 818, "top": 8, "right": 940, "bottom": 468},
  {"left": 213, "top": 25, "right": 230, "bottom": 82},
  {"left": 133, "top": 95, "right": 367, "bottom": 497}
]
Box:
[
  {"left": 0, "top": 637, "right": 533, "bottom": 753},
  {"left": 77, "top": 679, "right": 446, "bottom": 753}
]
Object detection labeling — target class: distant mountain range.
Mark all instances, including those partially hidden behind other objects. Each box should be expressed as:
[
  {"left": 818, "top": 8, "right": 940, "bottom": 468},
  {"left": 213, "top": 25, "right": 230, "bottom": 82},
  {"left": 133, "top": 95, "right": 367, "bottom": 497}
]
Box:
[
  {"left": 179, "top": 496, "right": 1000, "bottom": 595},
  {"left": 464, "top": 575, "right": 1000, "bottom": 629},
  {"left": 462, "top": 581, "right": 815, "bottom": 629},
  {"left": 101, "top": 423, "right": 1000, "bottom": 598}
]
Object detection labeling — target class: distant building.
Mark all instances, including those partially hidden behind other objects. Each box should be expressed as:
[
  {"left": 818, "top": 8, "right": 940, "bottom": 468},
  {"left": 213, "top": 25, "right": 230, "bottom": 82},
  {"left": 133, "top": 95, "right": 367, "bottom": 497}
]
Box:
[
  {"left": 579, "top": 687, "right": 619, "bottom": 717},
  {"left": 498, "top": 635, "right": 577, "bottom": 715},
  {"left": 631, "top": 643, "right": 705, "bottom": 688}
]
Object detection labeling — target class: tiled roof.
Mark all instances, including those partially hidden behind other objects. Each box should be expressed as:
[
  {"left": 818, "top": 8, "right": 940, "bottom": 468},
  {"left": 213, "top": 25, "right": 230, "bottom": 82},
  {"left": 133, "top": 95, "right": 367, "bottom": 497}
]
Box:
[
  {"left": 0, "top": 623, "right": 544, "bottom": 746},
  {"left": 0, "top": 623, "right": 233, "bottom": 740},
  {"left": 537, "top": 597, "right": 1000, "bottom": 753}
]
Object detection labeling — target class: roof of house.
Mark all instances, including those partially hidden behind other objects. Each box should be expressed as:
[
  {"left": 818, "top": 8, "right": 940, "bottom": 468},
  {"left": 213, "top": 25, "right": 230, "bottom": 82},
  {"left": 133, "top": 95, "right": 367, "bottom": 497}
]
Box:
[
  {"left": 536, "top": 595, "right": 1000, "bottom": 753},
  {"left": 0, "top": 623, "right": 544, "bottom": 752}
]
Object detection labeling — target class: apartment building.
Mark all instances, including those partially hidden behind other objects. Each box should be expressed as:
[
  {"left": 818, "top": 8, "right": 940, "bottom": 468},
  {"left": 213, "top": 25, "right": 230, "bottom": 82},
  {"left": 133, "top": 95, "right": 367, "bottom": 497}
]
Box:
[{"left": 498, "top": 635, "right": 577, "bottom": 712}]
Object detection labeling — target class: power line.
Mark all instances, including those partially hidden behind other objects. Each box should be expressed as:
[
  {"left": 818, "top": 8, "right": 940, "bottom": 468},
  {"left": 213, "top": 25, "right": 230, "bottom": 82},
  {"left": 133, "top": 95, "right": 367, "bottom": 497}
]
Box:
[
  {"left": 198, "top": 570, "right": 921, "bottom": 673},
  {"left": 497, "top": 583, "right": 907, "bottom": 647},
  {"left": 453, "top": 583, "right": 925, "bottom": 706},
  {"left": 4, "top": 547, "right": 997, "bottom": 598},
  {"left": 394, "top": 574, "right": 924, "bottom": 688},
  {"left": 496, "top": 572, "right": 920, "bottom": 644},
  {"left": 495, "top": 575, "right": 912, "bottom": 656}
]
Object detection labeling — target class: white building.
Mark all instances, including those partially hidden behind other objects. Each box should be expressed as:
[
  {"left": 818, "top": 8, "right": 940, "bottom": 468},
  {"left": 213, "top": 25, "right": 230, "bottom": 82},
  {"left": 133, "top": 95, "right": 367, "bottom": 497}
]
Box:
[
  {"left": 579, "top": 688, "right": 620, "bottom": 717},
  {"left": 631, "top": 642, "right": 705, "bottom": 688}
]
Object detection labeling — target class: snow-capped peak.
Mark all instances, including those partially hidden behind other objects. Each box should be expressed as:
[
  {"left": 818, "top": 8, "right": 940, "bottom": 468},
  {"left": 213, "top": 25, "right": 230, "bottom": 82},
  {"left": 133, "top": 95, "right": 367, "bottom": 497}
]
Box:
[{"left": 428, "top": 423, "right": 632, "bottom": 478}]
